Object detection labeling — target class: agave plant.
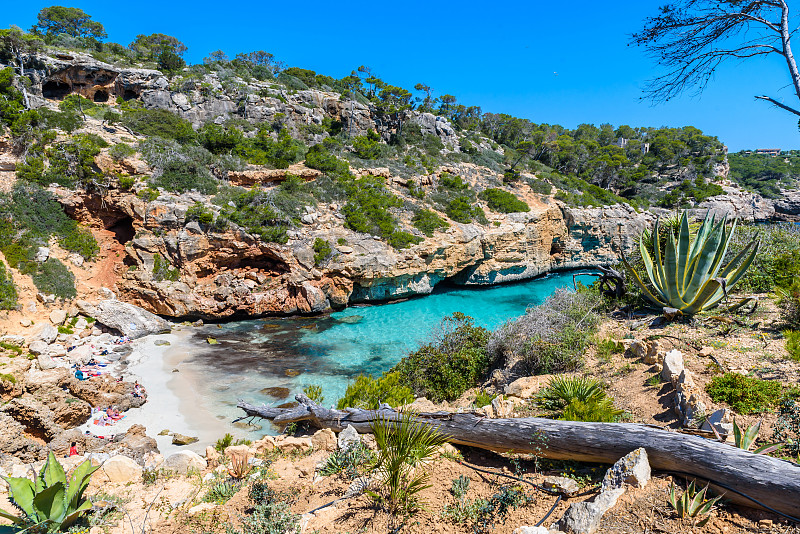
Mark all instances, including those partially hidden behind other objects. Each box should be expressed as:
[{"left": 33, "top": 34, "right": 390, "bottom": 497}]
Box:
[
  {"left": 0, "top": 451, "right": 99, "bottom": 533},
  {"left": 623, "top": 211, "right": 758, "bottom": 314},
  {"left": 668, "top": 480, "right": 721, "bottom": 526},
  {"left": 732, "top": 418, "right": 783, "bottom": 455}
]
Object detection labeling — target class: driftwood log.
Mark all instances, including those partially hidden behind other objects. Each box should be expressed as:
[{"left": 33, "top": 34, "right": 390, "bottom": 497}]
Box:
[{"left": 238, "top": 395, "right": 800, "bottom": 518}]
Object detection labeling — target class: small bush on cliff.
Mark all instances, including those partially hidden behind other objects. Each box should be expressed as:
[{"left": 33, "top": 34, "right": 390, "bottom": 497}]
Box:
[
  {"left": 478, "top": 188, "right": 530, "bottom": 213},
  {"left": 235, "top": 127, "right": 305, "bottom": 168},
  {"left": 432, "top": 173, "right": 487, "bottom": 225},
  {"left": 412, "top": 209, "right": 449, "bottom": 237},
  {"left": 392, "top": 313, "right": 494, "bottom": 402},
  {"left": 536, "top": 376, "right": 622, "bottom": 422},
  {"left": 488, "top": 286, "right": 603, "bottom": 375},
  {"left": 337, "top": 372, "right": 414, "bottom": 410},
  {"left": 30, "top": 258, "right": 76, "bottom": 300},
  {"left": 313, "top": 238, "right": 332, "bottom": 266},
  {"left": 152, "top": 253, "right": 180, "bottom": 282},
  {"left": 231, "top": 483, "right": 300, "bottom": 534},
  {"left": 0, "top": 261, "right": 18, "bottom": 310},
  {"left": 731, "top": 223, "right": 800, "bottom": 293},
  {"left": 351, "top": 131, "right": 385, "bottom": 160},
  {"left": 121, "top": 108, "right": 196, "bottom": 144}
]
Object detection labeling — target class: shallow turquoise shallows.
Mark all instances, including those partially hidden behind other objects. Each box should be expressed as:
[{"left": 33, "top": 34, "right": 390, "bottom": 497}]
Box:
[{"left": 182, "top": 271, "right": 595, "bottom": 434}]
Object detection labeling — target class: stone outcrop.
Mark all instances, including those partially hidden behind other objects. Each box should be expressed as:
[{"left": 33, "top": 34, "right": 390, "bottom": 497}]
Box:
[{"left": 75, "top": 299, "right": 171, "bottom": 338}]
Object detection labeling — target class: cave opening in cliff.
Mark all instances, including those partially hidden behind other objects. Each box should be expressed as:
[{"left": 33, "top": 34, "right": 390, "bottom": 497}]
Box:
[
  {"left": 42, "top": 80, "right": 71, "bottom": 99},
  {"left": 121, "top": 89, "right": 139, "bottom": 101},
  {"left": 109, "top": 216, "right": 135, "bottom": 245},
  {"left": 550, "top": 238, "right": 564, "bottom": 255},
  {"left": 232, "top": 256, "right": 289, "bottom": 274},
  {"left": 93, "top": 90, "right": 109, "bottom": 102}
]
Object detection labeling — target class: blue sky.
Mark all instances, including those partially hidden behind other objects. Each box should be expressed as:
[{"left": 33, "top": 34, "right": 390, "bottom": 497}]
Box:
[{"left": 4, "top": 1, "right": 799, "bottom": 151}]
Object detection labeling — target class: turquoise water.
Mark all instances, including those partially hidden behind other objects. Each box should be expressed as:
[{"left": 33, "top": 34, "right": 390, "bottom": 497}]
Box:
[{"left": 181, "top": 271, "right": 594, "bottom": 435}]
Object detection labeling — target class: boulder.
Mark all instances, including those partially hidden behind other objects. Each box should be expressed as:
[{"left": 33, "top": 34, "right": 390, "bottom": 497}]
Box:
[
  {"left": 205, "top": 446, "right": 221, "bottom": 466},
  {"left": 37, "top": 353, "right": 57, "bottom": 370},
  {"left": 28, "top": 341, "right": 49, "bottom": 356},
  {"left": 76, "top": 299, "right": 171, "bottom": 339},
  {"left": 0, "top": 335, "right": 25, "bottom": 347},
  {"left": 601, "top": 447, "right": 651, "bottom": 491},
  {"left": 626, "top": 339, "right": 646, "bottom": 359},
  {"left": 33, "top": 324, "right": 58, "bottom": 344},
  {"left": 701, "top": 408, "right": 733, "bottom": 438},
  {"left": 661, "top": 349, "right": 684, "bottom": 384},
  {"left": 188, "top": 502, "right": 217, "bottom": 516},
  {"left": 19, "top": 318, "right": 32, "bottom": 328},
  {"left": 172, "top": 433, "right": 199, "bottom": 445},
  {"left": 505, "top": 375, "right": 553, "bottom": 399},
  {"left": 279, "top": 436, "right": 312, "bottom": 453},
  {"left": 101, "top": 455, "right": 143, "bottom": 483},
  {"left": 644, "top": 340, "right": 660, "bottom": 365},
  {"left": 163, "top": 451, "right": 206, "bottom": 475},
  {"left": 311, "top": 428, "right": 337, "bottom": 451},
  {"left": 338, "top": 424, "right": 361, "bottom": 451},
  {"left": 35, "top": 247, "right": 49, "bottom": 263},
  {"left": 555, "top": 488, "right": 625, "bottom": 534},
  {"left": 224, "top": 444, "right": 253, "bottom": 464},
  {"left": 49, "top": 309, "right": 67, "bottom": 325}
]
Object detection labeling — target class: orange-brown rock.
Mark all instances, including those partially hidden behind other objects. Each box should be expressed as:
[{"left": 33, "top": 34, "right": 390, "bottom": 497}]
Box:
[{"left": 226, "top": 165, "right": 321, "bottom": 187}]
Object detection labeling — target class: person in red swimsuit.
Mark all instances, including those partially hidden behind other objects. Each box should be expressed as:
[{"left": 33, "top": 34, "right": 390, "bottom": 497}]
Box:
[{"left": 68, "top": 442, "right": 78, "bottom": 456}]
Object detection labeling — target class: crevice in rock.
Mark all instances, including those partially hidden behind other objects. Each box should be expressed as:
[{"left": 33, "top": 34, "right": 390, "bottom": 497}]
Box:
[
  {"left": 42, "top": 80, "right": 70, "bottom": 99},
  {"left": 109, "top": 215, "right": 135, "bottom": 245},
  {"left": 93, "top": 89, "right": 109, "bottom": 102}
]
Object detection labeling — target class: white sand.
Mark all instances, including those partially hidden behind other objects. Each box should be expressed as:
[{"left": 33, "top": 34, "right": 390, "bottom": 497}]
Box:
[{"left": 78, "top": 327, "right": 234, "bottom": 457}]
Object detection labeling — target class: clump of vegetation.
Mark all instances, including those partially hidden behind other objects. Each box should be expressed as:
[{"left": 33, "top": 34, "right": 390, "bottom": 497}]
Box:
[
  {"left": 488, "top": 287, "right": 603, "bottom": 375},
  {"left": 785, "top": 330, "right": 800, "bottom": 362},
  {"left": 772, "top": 399, "right": 800, "bottom": 458},
  {"left": 478, "top": 188, "right": 530, "bottom": 213},
  {"left": 213, "top": 433, "right": 251, "bottom": 453},
  {"left": 0, "top": 261, "right": 18, "bottom": 310},
  {"left": 705, "top": 373, "right": 783, "bottom": 414},
  {"left": 203, "top": 479, "right": 241, "bottom": 504},
  {"left": 668, "top": 480, "right": 720, "bottom": 526},
  {"left": 392, "top": 313, "right": 494, "bottom": 402},
  {"left": 152, "top": 253, "right": 180, "bottom": 282},
  {"left": 412, "top": 209, "right": 449, "bottom": 237},
  {"left": 230, "top": 482, "right": 300, "bottom": 534},
  {"left": 319, "top": 442, "right": 374, "bottom": 479},
  {"left": 302, "top": 384, "right": 324, "bottom": 404},
  {"left": 351, "top": 131, "right": 385, "bottom": 159},
  {"left": 474, "top": 389, "right": 496, "bottom": 408},
  {"left": 368, "top": 410, "right": 447, "bottom": 514},
  {"left": 312, "top": 238, "right": 332, "bottom": 266},
  {"left": 337, "top": 372, "right": 414, "bottom": 410},
  {"left": 731, "top": 223, "right": 800, "bottom": 293},
  {"left": 121, "top": 108, "right": 196, "bottom": 143},
  {"left": 30, "top": 258, "right": 76, "bottom": 300},
  {"left": 536, "top": 376, "right": 622, "bottom": 422},
  {"left": 432, "top": 173, "right": 487, "bottom": 224},
  {"left": 778, "top": 278, "right": 800, "bottom": 330},
  {"left": 185, "top": 202, "right": 215, "bottom": 225}
]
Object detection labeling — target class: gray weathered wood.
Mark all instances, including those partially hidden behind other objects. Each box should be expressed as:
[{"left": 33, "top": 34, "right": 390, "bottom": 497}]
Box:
[{"left": 238, "top": 395, "right": 800, "bottom": 518}]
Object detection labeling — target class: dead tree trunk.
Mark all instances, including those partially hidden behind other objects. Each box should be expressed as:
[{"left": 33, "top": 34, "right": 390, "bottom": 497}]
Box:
[{"left": 238, "top": 395, "right": 800, "bottom": 518}]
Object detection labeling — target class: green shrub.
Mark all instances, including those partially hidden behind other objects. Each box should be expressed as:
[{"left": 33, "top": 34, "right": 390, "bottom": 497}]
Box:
[
  {"left": 302, "top": 384, "right": 324, "bottom": 404},
  {"left": 537, "top": 376, "right": 622, "bottom": 422},
  {"left": 730, "top": 224, "right": 800, "bottom": 292},
  {"left": 488, "top": 287, "right": 603, "bottom": 375},
  {"left": 337, "top": 372, "right": 414, "bottom": 409},
  {"left": 478, "top": 188, "right": 530, "bottom": 213},
  {"left": 213, "top": 185, "right": 302, "bottom": 244},
  {"left": 528, "top": 178, "right": 553, "bottom": 195},
  {"left": 474, "top": 390, "right": 495, "bottom": 408},
  {"left": 121, "top": 108, "right": 196, "bottom": 143},
  {"left": 235, "top": 128, "right": 305, "bottom": 168},
  {"left": 152, "top": 253, "right": 180, "bottom": 282},
  {"left": 185, "top": 202, "right": 215, "bottom": 225},
  {"left": 304, "top": 144, "right": 351, "bottom": 176},
  {"left": 412, "top": 209, "right": 449, "bottom": 237},
  {"left": 203, "top": 480, "right": 241, "bottom": 504},
  {"left": 319, "top": 442, "right": 373, "bottom": 479},
  {"left": 368, "top": 410, "right": 447, "bottom": 514},
  {"left": 392, "top": 313, "right": 493, "bottom": 403},
  {"left": 0, "top": 261, "right": 18, "bottom": 310},
  {"left": 118, "top": 175, "right": 136, "bottom": 190},
  {"left": 387, "top": 230, "right": 422, "bottom": 249},
  {"left": 213, "top": 432, "right": 251, "bottom": 453},
  {"left": 109, "top": 142, "right": 136, "bottom": 160},
  {"left": 784, "top": 330, "right": 800, "bottom": 362},
  {"left": 30, "top": 258, "right": 76, "bottom": 300},
  {"left": 149, "top": 158, "right": 218, "bottom": 194},
  {"left": 446, "top": 195, "right": 487, "bottom": 224},
  {"left": 0, "top": 373, "right": 17, "bottom": 384},
  {"left": 313, "top": 238, "right": 332, "bottom": 266},
  {"left": 198, "top": 122, "right": 244, "bottom": 154},
  {"left": 772, "top": 399, "right": 800, "bottom": 458},
  {"left": 351, "top": 131, "right": 384, "bottom": 160},
  {"left": 778, "top": 278, "right": 800, "bottom": 329},
  {"left": 231, "top": 483, "right": 300, "bottom": 534},
  {"left": 705, "top": 373, "right": 783, "bottom": 414},
  {"left": 59, "top": 226, "right": 99, "bottom": 260}
]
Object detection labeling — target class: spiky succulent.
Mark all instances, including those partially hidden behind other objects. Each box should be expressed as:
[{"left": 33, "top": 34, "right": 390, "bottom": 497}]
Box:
[{"left": 623, "top": 211, "right": 758, "bottom": 314}]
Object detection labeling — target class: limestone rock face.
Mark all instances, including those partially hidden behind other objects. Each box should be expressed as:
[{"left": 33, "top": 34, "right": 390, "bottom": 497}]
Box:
[{"left": 76, "top": 299, "right": 171, "bottom": 339}]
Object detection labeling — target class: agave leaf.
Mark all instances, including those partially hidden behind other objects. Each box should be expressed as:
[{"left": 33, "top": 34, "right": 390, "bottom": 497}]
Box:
[
  {"left": 59, "top": 500, "right": 91, "bottom": 530},
  {"left": 687, "top": 210, "right": 714, "bottom": 260},
  {"left": 3, "top": 477, "right": 35, "bottom": 518},
  {"left": 32, "top": 482, "right": 66, "bottom": 525},
  {"left": 732, "top": 419, "right": 743, "bottom": 448},
  {"left": 683, "top": 216, "right": 727, "bottom": 303},
  {"left": 41, "top": 452, "right": 66, "bottom": 490},
  {"left": 753, "top": 443, "right": 784, "bottom": 455},
  {"left": 621, "top": 254, "right": 667, "bottom": 307},
  {"left": 683, "top": 277, "right": 725, "bottom": 315},
  {"left": 688, "top": 484, "right": 708, "bottom": 515},
  {"left": 743, "top": 419, "right": 761, "bottom": 449},
  {"left": 677, "top": 212, "right": 691, "bottom": 292},
  {"left": 720, "top": 238, "right": 759, "bottom": 290},
  {"left": 0, "top": 508, "right": 23, "bottom": 525},
  {"left": 652, "top": 218, "right": 669, "bottom": 293},
  {"left": 663, "top": 231, "right": 685, "bottom": 307},
  {"left": 65, "top": 461, "right": 99, "bottom": 510}
]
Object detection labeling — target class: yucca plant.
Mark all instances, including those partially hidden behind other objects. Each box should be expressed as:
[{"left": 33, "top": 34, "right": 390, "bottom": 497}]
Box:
[
  {"left": 537, "top": 376, "right": 622, "bottom": 422},
  {"left": 623, "top": 211, "right": 759, "bottom": 314},
  {"left": 368, "top": 410, "right": 448, "bottom": 514},
  {"left": 732, "top": 418, "right": 783, "bottom": 455},
  {"left": 0, "top": 451, "right": 99, "bottom": 533},
  {"left": 668, "top": 480, "right": 721, "bottom": 526}
]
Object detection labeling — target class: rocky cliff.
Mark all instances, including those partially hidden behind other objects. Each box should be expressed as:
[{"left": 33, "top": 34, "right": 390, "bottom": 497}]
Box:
[{"left": 2, "top": 53, "right": 796, "bottom": 319}]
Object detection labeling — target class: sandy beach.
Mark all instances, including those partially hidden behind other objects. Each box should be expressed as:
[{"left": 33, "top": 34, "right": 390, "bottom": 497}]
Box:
[{"left": 77, "top": 326, "right": 242, "bottom": 457}]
